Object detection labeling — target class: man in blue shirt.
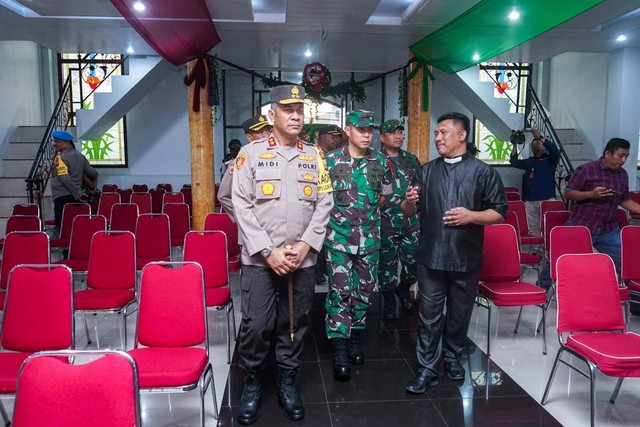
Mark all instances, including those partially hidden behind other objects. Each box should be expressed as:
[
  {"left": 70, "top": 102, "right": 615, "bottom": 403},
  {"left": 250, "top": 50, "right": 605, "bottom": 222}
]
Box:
[{"left": 509, "top": 128, "right": 560, "bottom": 235}]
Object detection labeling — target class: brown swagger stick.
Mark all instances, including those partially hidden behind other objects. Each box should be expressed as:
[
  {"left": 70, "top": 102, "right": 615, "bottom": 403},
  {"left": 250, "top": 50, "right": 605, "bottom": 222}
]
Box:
[{"left": 285, "top": 244, "right": 295, "bottom": 342}]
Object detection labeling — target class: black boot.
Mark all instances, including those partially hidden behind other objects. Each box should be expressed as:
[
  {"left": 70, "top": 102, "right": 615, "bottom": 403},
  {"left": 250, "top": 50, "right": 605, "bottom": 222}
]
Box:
[
  {"left": 347, "top": 329, "right": 364, "bottom": 365},
  {"left": 395, "top": 282, "right": 413, "bottom": 311},
  {"left": 237, "top": 370, "right": 261, "bottom": 425},
  {"left": 381, "top": 290, "right": 397, "bottom": 320},
  {"left": 277, "top": 368, "right": 305, "bottom": 421},
  {"left": 331, "top": 338, "right": 350, "bottom": 380}
]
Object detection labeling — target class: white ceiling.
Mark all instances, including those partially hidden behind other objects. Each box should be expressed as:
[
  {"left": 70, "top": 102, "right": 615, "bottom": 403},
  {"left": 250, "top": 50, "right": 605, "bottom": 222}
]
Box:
[{"left": 1, "top": 0, "right": 639, "bottom": 73}]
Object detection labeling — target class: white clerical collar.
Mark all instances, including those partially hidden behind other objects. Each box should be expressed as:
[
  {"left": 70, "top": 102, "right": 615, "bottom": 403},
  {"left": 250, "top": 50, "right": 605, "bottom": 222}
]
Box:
[{"left": 443, "top": 155, "right": 463, "bottom": 164}]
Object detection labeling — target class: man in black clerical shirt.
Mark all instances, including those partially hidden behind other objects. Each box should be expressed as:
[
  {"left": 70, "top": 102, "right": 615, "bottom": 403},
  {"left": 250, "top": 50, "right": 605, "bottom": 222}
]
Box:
[{"left": 401, "top": 112, "right": 507, "bottom": 393}]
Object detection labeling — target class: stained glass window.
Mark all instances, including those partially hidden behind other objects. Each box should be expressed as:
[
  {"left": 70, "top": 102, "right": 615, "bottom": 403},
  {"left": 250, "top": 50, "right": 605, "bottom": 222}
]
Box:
[
  {"left": 478, "top": 63, "right": 531, "bottom": 114},
  {"left": 474, "top": 119, "right": 516, "bottom": 165}
]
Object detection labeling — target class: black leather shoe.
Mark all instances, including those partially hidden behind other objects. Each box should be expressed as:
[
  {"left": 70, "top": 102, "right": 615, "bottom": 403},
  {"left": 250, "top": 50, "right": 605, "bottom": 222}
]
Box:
[
  {"left": 396, "top": 283, "right": 413, "bottom": 311},
  {"left": 331, "top": 338, "right": 351, "bottom": 380},
  {"left": 445, "top": 360, "right": 465, "bottom": 381},
  {"left": 277, "top": 368, "right": 305, "bottom": 421},
  {"left": 405, "top": 369, "right": 439, "bottom": 394},
  {"left": 237, "top": 371, "right": 261, "bottom": 425},
  {"left": 381, "top": 290, "right": 398, "bottom": 320},
  {"left": 347, "top": 330, "right": 364, "bottom": 365}
]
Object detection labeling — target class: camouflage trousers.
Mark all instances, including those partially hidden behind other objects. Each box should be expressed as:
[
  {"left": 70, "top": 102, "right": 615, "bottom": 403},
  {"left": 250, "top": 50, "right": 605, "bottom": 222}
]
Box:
[
  {"left": 378, "top": 223, "right": 418, "bottom": 291},
  {"left": 325, "top": 248, "right": 379, "bottom": 339}
]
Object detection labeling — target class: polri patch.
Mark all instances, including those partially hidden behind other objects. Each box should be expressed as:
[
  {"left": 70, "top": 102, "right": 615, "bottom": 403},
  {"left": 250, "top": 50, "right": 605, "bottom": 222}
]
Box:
[{"left": 236, "top": 153, "right": 247, "bottom": 170}]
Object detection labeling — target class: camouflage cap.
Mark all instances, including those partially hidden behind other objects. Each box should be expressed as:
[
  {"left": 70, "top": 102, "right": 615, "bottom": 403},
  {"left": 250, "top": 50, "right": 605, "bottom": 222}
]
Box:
[
  {"left": 381, "top": 119, "right": 404, "bottom": 133},
  {"left": 345, "top": 110, "right": 378, "bottom": 128},
  {"left": 270, "top": 84, "right": 305, "bottom": 104},
  {"left": 318, "top": 125, "right": 342, "bottom": 136},
  {"left": 241, "top": 115, "right": 271, "bottom": 133}
]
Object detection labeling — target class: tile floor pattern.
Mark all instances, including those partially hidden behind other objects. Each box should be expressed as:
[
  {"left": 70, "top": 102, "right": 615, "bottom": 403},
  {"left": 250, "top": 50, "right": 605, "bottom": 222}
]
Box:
[{"left": 4, "top": 268, "right": 640, "bottom": 426}]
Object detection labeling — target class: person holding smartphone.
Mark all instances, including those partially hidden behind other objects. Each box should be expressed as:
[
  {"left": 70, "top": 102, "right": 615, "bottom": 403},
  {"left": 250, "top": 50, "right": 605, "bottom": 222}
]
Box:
[{"left": 564, "top": 137, "right": 640, "bottom": 273}]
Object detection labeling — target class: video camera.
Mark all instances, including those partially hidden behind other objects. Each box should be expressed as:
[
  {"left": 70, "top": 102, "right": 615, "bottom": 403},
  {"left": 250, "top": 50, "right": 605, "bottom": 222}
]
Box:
[{"left": 510, "top": 129, "right": 526, "bottom": 145}]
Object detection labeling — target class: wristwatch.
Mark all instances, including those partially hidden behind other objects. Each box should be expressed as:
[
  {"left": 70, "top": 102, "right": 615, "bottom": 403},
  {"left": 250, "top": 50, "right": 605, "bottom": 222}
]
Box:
[{"left": 261, "top": 246, "right": 274, "bottom": 258}]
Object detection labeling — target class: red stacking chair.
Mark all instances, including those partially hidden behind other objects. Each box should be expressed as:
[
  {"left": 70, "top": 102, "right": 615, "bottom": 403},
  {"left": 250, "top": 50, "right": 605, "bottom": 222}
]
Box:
[
  {"left": 617, "top": 208, "right": 629, "bottom": 228},
  {"left": 476, "top": 224, "right": 547, "bottom": 356},
  {"left": 97, "top": 192, "right": 121, "bottom": 225},
  {"left": 183, "top": 231, "right": 237, "bottom": 362},
  {"left": 128, "top": 262, "right": 218, "bottom": 423},
  {"left": 539, "top": 200, "right": 566, "bottom": 234},
  {"left": 0, "top": 215, "right": 41, "bottom": 252},
  {"left": 508, "top": 200, "right": 543, "bottom": 246},
  {"left": 148, "top": 188, "right": 165, "bottom": 214},
  {"left": 505, "top": 192, "right": 521, "bottom": 201},
  {"left": 50, "top": 203, "right": 91, "bottom": 251},
  {"left": 132, "top": 184, "right": 148, "bottom": 193},
  {"left": 0, "top": 232, "right": 49, "bottom": 310},
  {"left": 11, "top": 204, "right": 39, "bottom": 217},
  {"left": 541, "top": 253, "right": 640, "bottom": 427},
  {"left": 622, "top": 226, "right": 640, "bottom": 311},
  {"left": 102, "top": 184, "right": 118, "bottom": 192},
  {"left": 503, "top": 186, "right": 520, "bottom": 194},
  {"left": 162, "top": 191, "right": 185, "bottom": 205},
  {"left": 163, "top": 203, "right": 190, "bottom": 249},
  {"left": 0, "top": 264, "right": 74, "bottom": 426},
  {"left": 13, "top": 350, "right": 141, "bottom": 427},
  {"left": 75, "top": 231, "right": 137, "bottom": 349},
  {"left": 629, "top": 192, "right": 640, "bottom": 221},
  {"left": 542, "top": 210, "right": 571, "bottom": 256},
  {"left": 181, "top": 186, "right": 193, "bottom": 213},
  {"left": 130, "top": 192, "right": 152, "bottom": 215},
  {"left": 53, "top": 215, "right": 107, "bottom": 272},
  {"left": 135, "top": 213, "right": 170, "bottom": 270},
  {"left": 156, "top": 183, "right": 172, "bottom": 192},
  {"left": 504, "top": 211, "right": 541, "bottom": 275},
  {"left": 110, "top": 203, "right": 139, "bottom": 233},
  {"left": 116, "top": 187, "right": 133, "bottom": 204},
  {"left": 205, "top": 212, "right": 241, "bottom": 273}
]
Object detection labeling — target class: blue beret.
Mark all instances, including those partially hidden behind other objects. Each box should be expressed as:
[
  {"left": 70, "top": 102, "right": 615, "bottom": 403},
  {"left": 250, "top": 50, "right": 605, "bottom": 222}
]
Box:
[{"left": 51, "top": 131, "right": 74, "bottom": 142}]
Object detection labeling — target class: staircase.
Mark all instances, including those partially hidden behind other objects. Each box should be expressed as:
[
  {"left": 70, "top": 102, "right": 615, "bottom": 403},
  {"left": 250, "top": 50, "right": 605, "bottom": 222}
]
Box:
[{"left": 0, "top": 126, "right": 53, "bottom": 237}]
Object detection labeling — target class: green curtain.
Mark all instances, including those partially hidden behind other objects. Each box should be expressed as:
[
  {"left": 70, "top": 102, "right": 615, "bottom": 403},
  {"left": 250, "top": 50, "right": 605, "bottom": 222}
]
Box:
[{"left": 410, "top": 0, "right": 604, "bottom": 74}]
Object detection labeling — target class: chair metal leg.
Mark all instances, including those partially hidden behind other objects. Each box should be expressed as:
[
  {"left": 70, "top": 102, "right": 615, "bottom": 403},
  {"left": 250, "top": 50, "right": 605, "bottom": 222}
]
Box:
[
  {"left": 486, "top": 303, "right": 492, "bottom": 357},
  {"left": 589, "top": 365, "right": 596, "bottom": 427},
  {"left": 0, "top": 400, "right": 10, "bottom": 426},
  {"left": 610, "top": 378, "right": 624, "bottom": 404},
  {"left": 541, "top": 306, "right": 547, "bottom": 355},
  {"left": 82, "top": 313, "right": 92, "bottom": 345},
  {"left": 225, "top": 308, "right": 231, "bottom": 364},
  {"left": 231, "top": 300, "right": 237, "bottom": 342},
  {"left": 538, "top": 285, "right": 556, "bottom": 333},
  {"left": 541, "top": 348, "right": 564, "bottom": 405},
  {"left": 120, "top": 312, "right": 127, "bottom": 349},
  {"left": 514, "top": 307, "right": 524, "bottom": 333}
]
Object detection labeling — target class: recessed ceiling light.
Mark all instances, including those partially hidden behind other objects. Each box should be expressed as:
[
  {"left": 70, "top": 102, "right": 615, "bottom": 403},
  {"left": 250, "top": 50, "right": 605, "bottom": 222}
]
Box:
[
  {"left": 508, "top": 10, "right": 520, "bottom": 21},
  {"left": 472, "top": 54, "right": 480, "bottom": 61},
  {"left": 304, "top": 49, "right": 312, "bottom": 58},
  {"left": 133, "top": 2, "right": 145, "bottom": 12},
  {"left": 126, "top": 46, "right": 134, "bottom": 54},
  {"left": 616, "top": 34, "right": 627, "bottom": 42}
]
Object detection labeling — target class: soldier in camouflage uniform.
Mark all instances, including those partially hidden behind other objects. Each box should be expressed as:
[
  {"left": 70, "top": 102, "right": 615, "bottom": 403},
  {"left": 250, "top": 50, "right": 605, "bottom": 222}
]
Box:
[
  {"left": 378, "top": 119, "right": 420, "bottom": 319},
  {"left": 324, "top": 110, "right": 391, "bottom": 381}
]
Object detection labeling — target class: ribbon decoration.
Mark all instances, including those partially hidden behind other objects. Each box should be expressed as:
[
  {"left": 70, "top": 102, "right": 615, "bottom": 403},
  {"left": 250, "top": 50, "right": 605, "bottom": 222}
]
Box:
[
  {"left": 183, "top": 57, "right": 209, "bottom": 112},
  {"left": 407, "top": 58, "right": 436, "bottom": 112}
]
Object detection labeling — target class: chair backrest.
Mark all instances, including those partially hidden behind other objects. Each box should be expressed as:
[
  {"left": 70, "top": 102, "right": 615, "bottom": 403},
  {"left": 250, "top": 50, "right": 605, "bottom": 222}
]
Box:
[
  {"left": 130, "top": 192, "right": 152, "bottom": 215},
  {"left": 135, "top": 263, "right": 206, "bottom": 349},
  {"left": 102, "top": 184, "right": 118, "bottom": 192},
  {"left": 479, "top": 224, "right": 521, "bottom": 282},
  {"left": 156, "top": 183, "right": 172, "bottom": 192},
  {"left": 549, "top": 226, "right": 593, "bottom": 280},
  {"left": 556, "top": 253, "right": 625, "bottom": 333},
  {"left": 68, "top": 215, "right": 108, "bottom": 261},
  {"left": 131, "top": 184, "right": 148, "bottom": 193},
  {"left": 204, "top": 212, "right": 240, "bottom": 256},
  {"left": 621, "top": 225, "right": 640, "bottom": 281},
  {"left": 4, "top": 215, "right": 41, "bottom": 234},
  {"left": 503, "top": 186, "right": 520, "bottom": 194},
  {"left": 11, "top": 204, "right": 39, "bottom": 217},
  {"left": 58, "top": 203, "right": 91, "bottom": 240},
  {"left": 504, "top": 211, "right": 523, "bottom": 248},
  {"left": 180, "top": 187, "right": 192, "bottom": 212},
  {"left": 539, "top": 200, "right": 566, "bottom": 233},
  {"left": 183, "top": 231, "right": 229, "bottom": 289},
  {"left": 507, "top": 200, "right": 529, "bottom": 234},
  {"left": 617, "top": 208, "right": 629, "bottom": 228},
  {"left": 506, "top": 192, "right": 521, "bottom": 201},
  {"left": 2, "top": 265, "right": 74, "bottom": 352},
  {"left": 148, "top": 188, "right": 165, "bottom": 214},
  {"left": 162, "top": 192, "right": 185, "bottom": 205},
  {"left": 162, "top": 203, "right": 191, "bottom": 247},
  {"left": 0, "top": 232, "right": 49, "bottom": 290},
  {"left": 110, "top": 203, "right": 139, "bottom": 233},
  {"left": 543, "top": 210, "right": 571, "bottom": 253},
  {"left": 97, "top": 192, "right": 121, "bottom": 223},
  {"left": 629, "top": 191, "right": 640, "bottom": 204},
  {"left": 87, "top": 231, "right": 136, "bottom": 291},
  {"left": 13, "top": 350, "right": 141, "bottom": 427},
  {"left": 135, "top": 214, "right": 170, "bottom": 260},
  {"left": 116, "top": 188, "right": 133, "bottom": 204}
]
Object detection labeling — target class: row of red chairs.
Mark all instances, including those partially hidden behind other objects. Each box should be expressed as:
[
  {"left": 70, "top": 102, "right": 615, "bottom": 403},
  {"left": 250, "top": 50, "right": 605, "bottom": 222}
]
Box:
[
  {"left": 94, "top": 189, "right": 191, "bottom": 219},
  {"left": 102, "top": 182, "right": 183, "bottom": 193},
  {"left": 0, "top": 262, "right": 218, "bottom": 426}
]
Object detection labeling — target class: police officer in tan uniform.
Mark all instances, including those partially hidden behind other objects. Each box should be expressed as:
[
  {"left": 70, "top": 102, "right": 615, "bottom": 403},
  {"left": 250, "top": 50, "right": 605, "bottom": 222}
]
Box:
[{"left": 231, "top": 85, "right": 333, "bottom": 424}]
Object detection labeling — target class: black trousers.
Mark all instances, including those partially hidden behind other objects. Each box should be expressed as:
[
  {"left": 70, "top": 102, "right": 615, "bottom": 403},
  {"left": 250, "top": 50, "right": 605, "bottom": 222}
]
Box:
[
  {"left": 53, "top": 195, "right": 79, "bottom": 233},
  {"left": 415, "top": 263, "right": 480, "bottom": 373},
  {"left": 238, "top": 265, "right": 315, "bottom": 371}
]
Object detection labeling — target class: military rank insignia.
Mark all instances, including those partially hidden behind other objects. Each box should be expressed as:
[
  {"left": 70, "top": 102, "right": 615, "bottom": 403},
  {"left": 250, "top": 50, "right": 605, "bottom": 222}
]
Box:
[
  {"left": 301, "top": 173, "right": 314, "bottom": 181},
  {"left": 259, "top": 153, "right": 277, "bottom": 159},
  {"left": 298, "top": 155, "right": 315, "bottom": 161},
  {"left": 236, "top": 153, "right": 247, "bottom": 170}
]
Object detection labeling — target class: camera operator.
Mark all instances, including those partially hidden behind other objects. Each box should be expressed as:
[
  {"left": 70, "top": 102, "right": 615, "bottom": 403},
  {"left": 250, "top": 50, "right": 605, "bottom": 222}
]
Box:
[{"left": 509, "top": 128, "right": 560, "bottom": 235}]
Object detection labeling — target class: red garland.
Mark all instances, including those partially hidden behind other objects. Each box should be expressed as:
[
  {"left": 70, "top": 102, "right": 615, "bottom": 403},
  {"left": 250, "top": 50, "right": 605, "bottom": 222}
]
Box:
[{"left": 302, "top": 62, "right": 331, "bottom": 92}]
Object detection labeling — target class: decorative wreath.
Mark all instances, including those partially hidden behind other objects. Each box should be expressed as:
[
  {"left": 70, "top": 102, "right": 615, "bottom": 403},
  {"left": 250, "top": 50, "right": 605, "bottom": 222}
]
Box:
[{"left": 302, "top": 62, "right": 331, "bottom": 92}]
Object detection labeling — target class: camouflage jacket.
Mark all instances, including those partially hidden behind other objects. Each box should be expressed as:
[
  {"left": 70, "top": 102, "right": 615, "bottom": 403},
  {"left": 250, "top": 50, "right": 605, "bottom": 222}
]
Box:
[
  {"left": 380, "top": 147, "right": 420, "bottom": 230},
  {"left": 324, "top": 145, "right": 392, "bottom": 255}
]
